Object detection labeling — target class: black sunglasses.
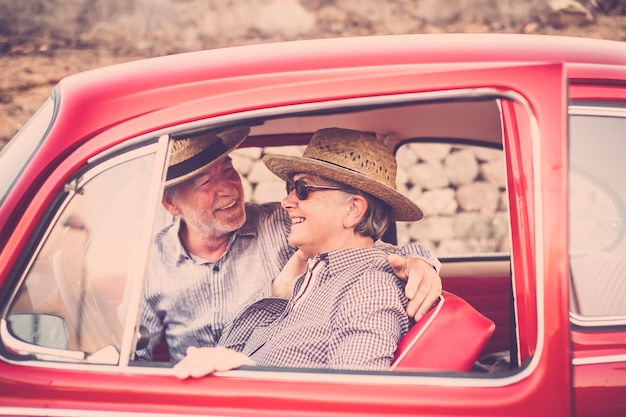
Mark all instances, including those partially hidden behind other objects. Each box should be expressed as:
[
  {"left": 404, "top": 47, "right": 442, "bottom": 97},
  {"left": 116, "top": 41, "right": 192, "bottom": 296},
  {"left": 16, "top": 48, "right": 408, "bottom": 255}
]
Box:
[{"left": 286, "top": 179, "right": 345, "bottom": 200}]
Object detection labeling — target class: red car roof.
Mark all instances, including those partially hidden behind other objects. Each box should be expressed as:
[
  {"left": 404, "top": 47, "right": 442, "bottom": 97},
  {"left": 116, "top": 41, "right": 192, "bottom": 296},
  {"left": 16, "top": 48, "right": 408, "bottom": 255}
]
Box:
[{"left": 48, "top": 34, "right": 624, "bottom": 149}]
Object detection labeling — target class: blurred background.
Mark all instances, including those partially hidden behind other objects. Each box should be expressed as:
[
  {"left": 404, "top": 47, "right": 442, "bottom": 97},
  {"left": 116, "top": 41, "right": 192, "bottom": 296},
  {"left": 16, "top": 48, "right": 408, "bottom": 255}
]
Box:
[{"left": 1, "top": 0, "right": 625, "bottom": 148}]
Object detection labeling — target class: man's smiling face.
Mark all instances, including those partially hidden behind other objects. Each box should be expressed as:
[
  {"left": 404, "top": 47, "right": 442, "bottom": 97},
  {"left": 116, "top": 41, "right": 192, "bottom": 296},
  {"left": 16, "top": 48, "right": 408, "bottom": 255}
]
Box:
[{"left": 166, "top": 156, "right": 246, "bottom": 239}]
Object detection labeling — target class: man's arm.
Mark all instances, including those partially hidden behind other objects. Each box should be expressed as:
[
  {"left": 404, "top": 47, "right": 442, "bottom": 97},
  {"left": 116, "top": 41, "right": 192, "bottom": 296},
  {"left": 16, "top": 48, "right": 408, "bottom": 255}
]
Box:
[
  {"left": 375, "top": 241, "right": 443, "bottom": 321},
  {"left": 273, "top": 244, "right": 442, "bottom": 321},
  {"left": 271, "top": 249, "right": 307, "bottom": 298}
]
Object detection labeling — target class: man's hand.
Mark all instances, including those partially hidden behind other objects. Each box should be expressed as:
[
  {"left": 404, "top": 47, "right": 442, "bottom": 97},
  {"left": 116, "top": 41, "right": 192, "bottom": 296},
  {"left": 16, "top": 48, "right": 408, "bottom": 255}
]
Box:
[
  {"left": 388, "top": 254, "right": 442, "bottom": 321},
  {"left": 173, "top": 346, "right": 256, "bottom": 379},
  {"left": 272, "top": 249, "right": 308, "bottom": 298}
]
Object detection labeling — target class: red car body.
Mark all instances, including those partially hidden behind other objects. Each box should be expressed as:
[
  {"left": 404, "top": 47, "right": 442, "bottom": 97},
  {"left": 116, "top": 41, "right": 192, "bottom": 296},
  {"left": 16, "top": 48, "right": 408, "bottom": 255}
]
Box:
[{"left": 0, "top": 34, "right": 625, "bottom": 416}]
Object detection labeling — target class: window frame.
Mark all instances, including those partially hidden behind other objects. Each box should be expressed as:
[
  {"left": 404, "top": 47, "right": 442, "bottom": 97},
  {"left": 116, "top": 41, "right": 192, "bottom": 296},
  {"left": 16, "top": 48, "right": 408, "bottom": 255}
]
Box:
[
  {"left": 0, "top": 135, "right": 169, "bottom": 365},
  {"left": 2, "top": 88, "right": 541, "bottom": 391}
]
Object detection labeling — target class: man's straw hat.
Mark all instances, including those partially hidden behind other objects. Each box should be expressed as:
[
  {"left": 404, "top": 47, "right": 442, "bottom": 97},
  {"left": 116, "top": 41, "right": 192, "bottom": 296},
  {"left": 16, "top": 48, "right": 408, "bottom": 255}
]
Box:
[
  {"left": 165, "top": 126, "right": 250, "bottom": 187},
  {"left": 263, "top": 127, "right": 423, "bottom": 221}
]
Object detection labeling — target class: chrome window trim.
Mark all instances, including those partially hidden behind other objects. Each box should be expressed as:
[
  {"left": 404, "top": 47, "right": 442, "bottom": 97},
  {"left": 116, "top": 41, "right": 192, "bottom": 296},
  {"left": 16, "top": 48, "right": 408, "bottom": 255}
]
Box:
[
  {"left": 569, "top": 105, "right": 626, "bottom": 118},
  {"left": 570, "top": 312, "right": 626, "bottom": 327},
  {"left": 118, "top": 134, "right": 171, "bottom": 367},
  {"left": 573, "top": 353, "right": 626, "bottom": 366}
]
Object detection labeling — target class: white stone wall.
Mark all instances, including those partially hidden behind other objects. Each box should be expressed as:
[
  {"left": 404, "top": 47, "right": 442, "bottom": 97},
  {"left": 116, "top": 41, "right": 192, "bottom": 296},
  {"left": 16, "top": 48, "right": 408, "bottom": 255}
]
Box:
[{"left": 231, "top": 143, "right": 510, "bottom": 256}]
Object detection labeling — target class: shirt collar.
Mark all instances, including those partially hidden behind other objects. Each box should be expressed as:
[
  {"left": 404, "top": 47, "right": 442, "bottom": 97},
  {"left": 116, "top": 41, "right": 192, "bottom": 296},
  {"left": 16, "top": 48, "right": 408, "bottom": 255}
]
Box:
[{"left": 164, "top": 219, "right": 192, "bottom": 266}]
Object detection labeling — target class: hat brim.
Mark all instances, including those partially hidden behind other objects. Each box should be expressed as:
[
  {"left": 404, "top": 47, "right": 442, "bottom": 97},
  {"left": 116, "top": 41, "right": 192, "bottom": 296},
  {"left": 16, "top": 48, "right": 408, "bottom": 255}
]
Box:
[
  {"left": 263, "top": 154, "right": 423, "bottom": 221},
  {"left": 165, "top": 126, "right": 250, "bottom": 187}
]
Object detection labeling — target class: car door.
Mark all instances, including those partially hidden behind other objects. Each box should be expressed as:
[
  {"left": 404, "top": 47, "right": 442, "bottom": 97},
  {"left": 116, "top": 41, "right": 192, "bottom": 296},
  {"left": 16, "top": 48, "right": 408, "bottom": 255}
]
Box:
[
  {"left": 568, "top": 67, "right": 626, "bottom": 416},
  {"left": 0, "top": 62, "right": 570, "bottom": 416}
]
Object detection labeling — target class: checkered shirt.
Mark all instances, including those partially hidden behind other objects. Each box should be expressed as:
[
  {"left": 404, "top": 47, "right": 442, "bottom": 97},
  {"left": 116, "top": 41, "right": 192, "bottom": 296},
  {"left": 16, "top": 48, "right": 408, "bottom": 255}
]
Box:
[{"left": 218, "top": 246, "right": 412, "bottom": 370}]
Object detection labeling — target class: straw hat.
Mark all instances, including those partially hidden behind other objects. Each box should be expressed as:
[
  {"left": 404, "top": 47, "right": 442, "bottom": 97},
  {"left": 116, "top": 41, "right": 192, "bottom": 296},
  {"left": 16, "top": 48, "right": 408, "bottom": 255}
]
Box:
[
  {"left": 263, "top": 127, "right": 423, "bottom": 221},
  {"left": 165, "top": 125, "right": 250, "bottom": 187}
]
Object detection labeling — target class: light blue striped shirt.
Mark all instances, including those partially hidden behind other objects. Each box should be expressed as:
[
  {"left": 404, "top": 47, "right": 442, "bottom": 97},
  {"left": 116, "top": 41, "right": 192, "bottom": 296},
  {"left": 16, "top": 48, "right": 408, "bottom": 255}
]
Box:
[{"left": 137, "top": 202, "right": 440, "bottom": 363}]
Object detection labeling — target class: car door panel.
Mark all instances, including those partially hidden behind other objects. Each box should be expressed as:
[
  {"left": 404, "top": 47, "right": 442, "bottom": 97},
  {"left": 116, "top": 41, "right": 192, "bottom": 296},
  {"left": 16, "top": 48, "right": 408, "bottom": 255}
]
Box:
[{"left": 0, "top": 61, "right": 573, "bottom": 416}]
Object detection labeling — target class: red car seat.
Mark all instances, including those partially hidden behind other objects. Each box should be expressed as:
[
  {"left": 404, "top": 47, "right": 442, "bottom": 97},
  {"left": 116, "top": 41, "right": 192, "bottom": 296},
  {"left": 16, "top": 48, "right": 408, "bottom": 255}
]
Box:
[{"left": 391, "top": 290, "right": 495, "bottom": 372}]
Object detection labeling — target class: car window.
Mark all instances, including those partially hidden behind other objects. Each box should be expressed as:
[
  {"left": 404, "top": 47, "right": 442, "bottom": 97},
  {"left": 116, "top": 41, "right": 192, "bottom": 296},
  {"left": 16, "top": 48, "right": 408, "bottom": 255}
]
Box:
[
  {"left": 394, "top": 143, "right": 509, "bottom": 256},
  {"left": 569, "top": 104, "right": 626, "bottom": 321},
  {"left": 0, "top": 98, "right": 55, "bottom": 204},
  {"left": 3, "top": 95, "right": 525, "bottom": 376},
  {"left": 4, "top": 150, "right": 155, "bottom": 362}
]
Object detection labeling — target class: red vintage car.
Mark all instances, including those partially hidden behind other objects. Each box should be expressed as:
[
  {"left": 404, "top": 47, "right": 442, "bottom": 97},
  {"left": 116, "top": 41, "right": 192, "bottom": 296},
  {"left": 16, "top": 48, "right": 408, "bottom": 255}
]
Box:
[{"left": 0, "top": 33, "right": 625, "bottom": 416}]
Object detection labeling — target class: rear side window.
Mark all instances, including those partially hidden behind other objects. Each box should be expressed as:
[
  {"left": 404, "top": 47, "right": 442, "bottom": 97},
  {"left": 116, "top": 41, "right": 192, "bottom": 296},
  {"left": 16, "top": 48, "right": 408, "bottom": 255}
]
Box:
[{"left": 569, "top": 104, "right": 626, "bottom": 321}]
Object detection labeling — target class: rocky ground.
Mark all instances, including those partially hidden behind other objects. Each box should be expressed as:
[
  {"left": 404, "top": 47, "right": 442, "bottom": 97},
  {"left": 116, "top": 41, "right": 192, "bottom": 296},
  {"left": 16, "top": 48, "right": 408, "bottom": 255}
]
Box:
[{"left": 1, "top": 0, "right": 625, "bottom": 149}]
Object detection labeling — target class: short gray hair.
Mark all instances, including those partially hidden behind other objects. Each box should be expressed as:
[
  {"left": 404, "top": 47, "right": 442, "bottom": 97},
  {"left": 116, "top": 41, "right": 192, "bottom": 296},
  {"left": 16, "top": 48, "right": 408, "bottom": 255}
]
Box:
[{"left": 313, "top": 175, "right": 392, "bottom": 241}]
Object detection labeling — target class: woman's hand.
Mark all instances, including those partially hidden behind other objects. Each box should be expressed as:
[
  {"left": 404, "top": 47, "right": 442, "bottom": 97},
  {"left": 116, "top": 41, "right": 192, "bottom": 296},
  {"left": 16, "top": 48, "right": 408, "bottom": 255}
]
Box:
[{"left": 173, "top": 346, "right": 256, "bottom": 379}]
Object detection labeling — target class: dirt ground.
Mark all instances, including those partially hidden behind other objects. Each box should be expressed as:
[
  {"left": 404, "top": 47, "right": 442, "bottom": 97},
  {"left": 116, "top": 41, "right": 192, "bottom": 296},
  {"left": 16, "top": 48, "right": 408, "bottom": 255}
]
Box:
[{"left": 1, "top": 0, "right": 625, "bottom": 149}]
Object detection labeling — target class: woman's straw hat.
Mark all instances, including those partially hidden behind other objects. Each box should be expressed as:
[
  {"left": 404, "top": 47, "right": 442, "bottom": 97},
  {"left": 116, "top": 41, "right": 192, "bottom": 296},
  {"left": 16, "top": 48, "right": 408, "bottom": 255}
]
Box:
[
  {"left": 263, "top": 127, "right": 423, "bottom": 221},
  {"left": 165, "top": 125, "right": 250, "bottom": 187}
]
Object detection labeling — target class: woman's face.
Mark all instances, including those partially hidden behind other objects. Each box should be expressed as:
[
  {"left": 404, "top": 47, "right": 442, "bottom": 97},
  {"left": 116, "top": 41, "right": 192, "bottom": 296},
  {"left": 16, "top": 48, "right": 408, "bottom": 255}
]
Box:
[{"left": 281, "top": 173, "right": 353, "bottom": 257}]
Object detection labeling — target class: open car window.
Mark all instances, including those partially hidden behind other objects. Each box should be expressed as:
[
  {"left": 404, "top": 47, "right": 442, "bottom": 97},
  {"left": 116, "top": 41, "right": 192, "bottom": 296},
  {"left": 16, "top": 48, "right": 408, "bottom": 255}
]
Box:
[
  {"left": 130, "top": 93, "right": 523, "bottom": 374},
  {"left": 2, "top": 92, "right": 533, "bottom": 383}
]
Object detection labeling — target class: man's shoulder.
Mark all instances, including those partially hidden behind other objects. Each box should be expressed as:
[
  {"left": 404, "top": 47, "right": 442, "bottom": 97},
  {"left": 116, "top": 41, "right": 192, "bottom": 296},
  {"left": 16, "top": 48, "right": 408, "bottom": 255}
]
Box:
[
  {"left": 352, "top": 251, "right": 406, "bottom": 296},
  {"left": 326, "top": 247, "right": 393, "bottom": 278}
]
